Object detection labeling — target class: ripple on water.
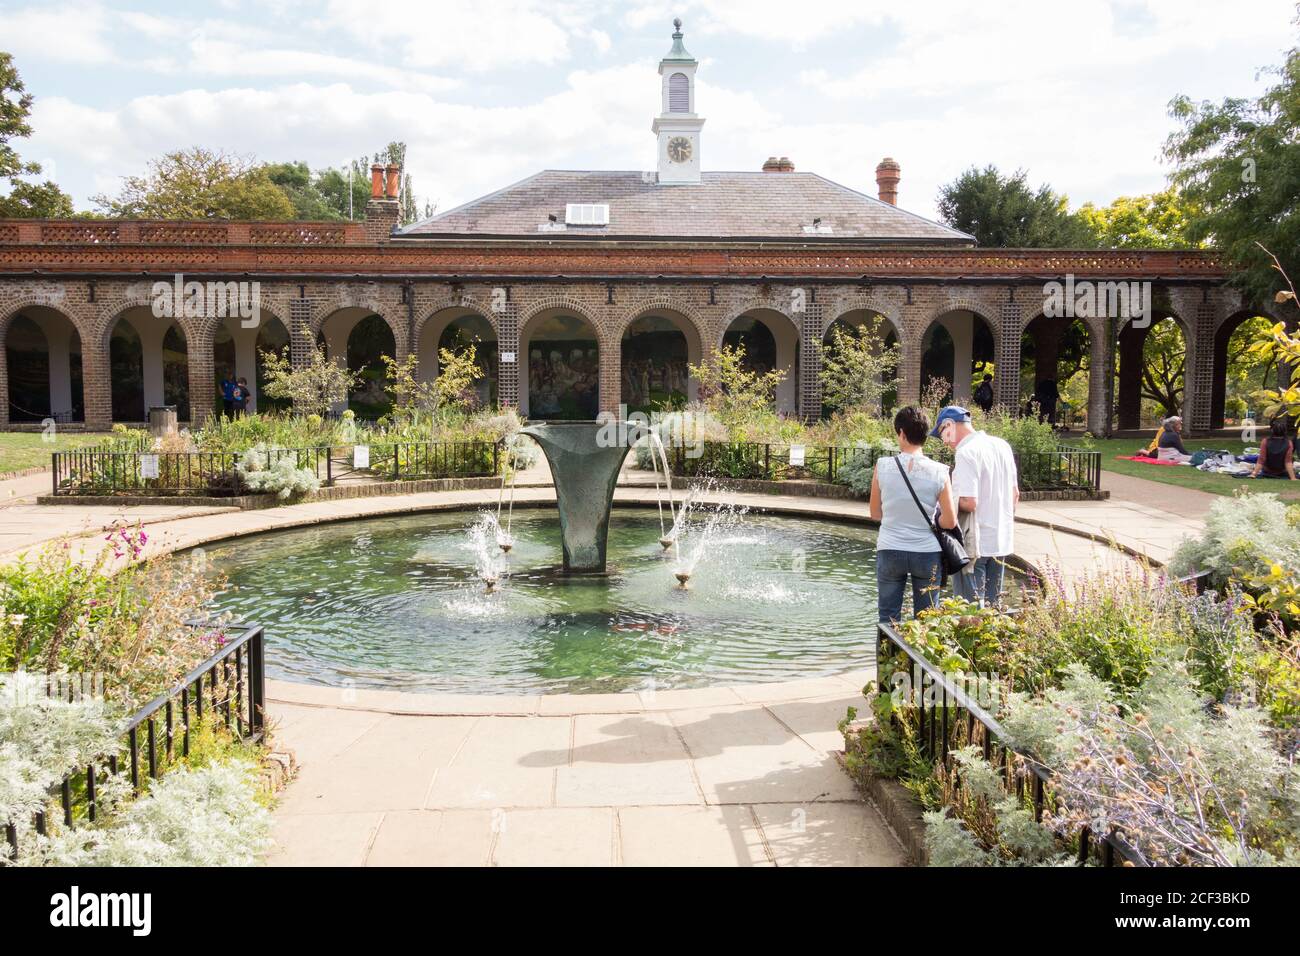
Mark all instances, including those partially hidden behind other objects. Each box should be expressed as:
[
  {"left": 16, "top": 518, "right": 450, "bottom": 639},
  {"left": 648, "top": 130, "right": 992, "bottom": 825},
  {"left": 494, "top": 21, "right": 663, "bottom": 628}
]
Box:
[{"left": 199, "top": 508, "right": 883, "bottom": 695}]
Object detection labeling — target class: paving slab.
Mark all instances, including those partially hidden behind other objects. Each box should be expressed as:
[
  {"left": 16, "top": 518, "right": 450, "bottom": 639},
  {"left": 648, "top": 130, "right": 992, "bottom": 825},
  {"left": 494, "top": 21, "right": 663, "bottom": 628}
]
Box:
[{"left": 617, "top": 805, "right": 771, "bottom": 866}]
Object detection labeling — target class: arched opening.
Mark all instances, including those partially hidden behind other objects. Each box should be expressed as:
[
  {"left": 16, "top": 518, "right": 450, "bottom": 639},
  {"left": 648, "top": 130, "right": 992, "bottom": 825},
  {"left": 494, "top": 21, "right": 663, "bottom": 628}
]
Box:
[
  {"left": 521, "top": 311, "right": 599, "bottom": 420},
  {"left": 319, "top": 309, "right": 396, "bottom": 417},
  {"left": 721, "top": 309, "right": 799, "bottom": 414},
  {"left": 214, "top": 312, "right": 291, "bottom": 416},
  {"left": 821, "top": 309, "right": 898, "bottom": 416},
  {"left": 1115, "top": 314, "right": 1187, "bottom": 430},
  {"left": 1213, "top": 312, "right": 1276, "bottom": 429},
  {"left": 255, "top": 315, "right": 292, "bottom": 413},
  {"left": 108, "top": 308, "right": 188, "bottom": 422},
  {"left": 920, "top": 310, "right": 995, "bottom": 408},
  {"left": 4, "top": 307, "right": 83, "bottom": 422},
  {"left": 1020, "top": 315, "right": 1091, "bottom": 428},
  {"left": 621, "top": 312, "right": 699, "bottom": 414},
  {"left": 417, "top": 310, "right": 498, "bottom": 409}
]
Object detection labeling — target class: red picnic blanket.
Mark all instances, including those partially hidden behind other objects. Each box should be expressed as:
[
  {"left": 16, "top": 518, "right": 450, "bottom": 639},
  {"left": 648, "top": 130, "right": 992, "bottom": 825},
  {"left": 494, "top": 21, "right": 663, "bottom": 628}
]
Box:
[{"left": 1115, "top": 455, "right": 1184, "bottom": 466}]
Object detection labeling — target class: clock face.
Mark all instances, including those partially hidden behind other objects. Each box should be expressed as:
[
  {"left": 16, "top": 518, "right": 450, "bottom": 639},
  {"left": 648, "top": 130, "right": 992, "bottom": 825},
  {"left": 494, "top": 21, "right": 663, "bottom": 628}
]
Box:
[{"left": 667, "top": 136, "right": 693, "bottom": 163}]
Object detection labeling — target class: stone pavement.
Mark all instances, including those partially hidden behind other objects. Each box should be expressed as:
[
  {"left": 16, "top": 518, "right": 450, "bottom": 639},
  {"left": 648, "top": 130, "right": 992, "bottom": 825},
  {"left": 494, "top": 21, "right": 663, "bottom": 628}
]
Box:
[
  {"left": 0, "top": 468, "right": 1216, "bottom": 866},
  {"left": 266, "top": 677, "right": 901, "bottom": 867}
]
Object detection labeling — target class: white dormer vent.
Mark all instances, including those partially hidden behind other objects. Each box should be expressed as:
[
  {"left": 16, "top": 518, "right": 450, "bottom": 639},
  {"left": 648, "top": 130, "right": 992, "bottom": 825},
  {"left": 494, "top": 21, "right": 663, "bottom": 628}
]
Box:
[{"left": 565, "top": 203, "right": 610, "bottom": 226}]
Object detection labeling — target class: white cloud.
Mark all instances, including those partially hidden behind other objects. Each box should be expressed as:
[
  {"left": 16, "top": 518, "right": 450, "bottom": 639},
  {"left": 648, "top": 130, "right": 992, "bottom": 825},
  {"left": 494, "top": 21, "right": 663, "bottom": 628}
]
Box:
[{"left": 317, "top": 0, "right": 579, "bottom": 71}]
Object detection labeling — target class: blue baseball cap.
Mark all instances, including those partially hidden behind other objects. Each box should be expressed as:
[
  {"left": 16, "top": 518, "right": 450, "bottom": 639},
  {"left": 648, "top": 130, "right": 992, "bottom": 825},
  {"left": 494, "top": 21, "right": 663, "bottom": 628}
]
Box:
[{"left": 930, "top": 406, "right": 972, "bottom": 438}]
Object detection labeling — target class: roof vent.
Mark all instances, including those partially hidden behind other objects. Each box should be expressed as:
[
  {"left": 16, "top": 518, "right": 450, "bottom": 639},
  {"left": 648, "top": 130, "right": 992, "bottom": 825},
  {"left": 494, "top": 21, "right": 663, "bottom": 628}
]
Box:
[
  {"left": 565, "top": 203, "right": 610, "bottom": 226},
  {"left": 801, "top": 217, "right": 833, "bottom": 235}
]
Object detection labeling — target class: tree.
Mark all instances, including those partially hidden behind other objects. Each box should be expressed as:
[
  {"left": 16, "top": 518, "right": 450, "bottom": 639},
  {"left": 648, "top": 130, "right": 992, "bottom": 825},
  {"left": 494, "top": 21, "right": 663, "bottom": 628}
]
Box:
[
  {"left": 819, "top": 319, "right": 901, "bottom": 413},
  {"left": 1248, "top": 249, "right": 1300, "bottom": 422},
  {"left": 1074, "top": 188, "right": 1200, "bottom": 249},
  {"left": 689, "top": 344, "right": 786, "bottom": 427},
  {"left": 92, "top": 148, "right": 294, "bottom": 219},
  {"left": 0, "top": 52, "right": 75, "bottom": 217},
  {"left": 1163, "top": 17, "right": 1300, "bottom": 317},
  {"left": 264, "top": 161, "right": 345, "bottom": 221},
  {"left": 1140, "top": 320, "right": 1186, "bottom": 417},
  {"left": 258, "top": 336, "right": 360, "bottom": 418},
  {"left": 381, "top": 345, "right": 482, "bottom": 419},
  {"left": 937, "top": 165, "right": 1096, "bottom": 247},
  {"left": 0, "top": 179, "right": 74, "bottom": 217},
  {"left": 315, "top": 159, "right": 372, "bottom": 220}
]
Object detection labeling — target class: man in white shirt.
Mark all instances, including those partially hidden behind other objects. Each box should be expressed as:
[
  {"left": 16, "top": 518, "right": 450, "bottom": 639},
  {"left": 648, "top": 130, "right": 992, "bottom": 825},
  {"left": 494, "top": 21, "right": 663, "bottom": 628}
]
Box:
[{"left": 931, "top": 406, "right": 1019, "bottom": 606}]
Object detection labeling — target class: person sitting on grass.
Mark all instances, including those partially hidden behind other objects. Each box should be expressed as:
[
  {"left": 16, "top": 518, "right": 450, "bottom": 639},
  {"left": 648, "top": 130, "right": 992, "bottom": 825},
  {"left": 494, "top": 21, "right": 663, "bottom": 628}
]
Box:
[
  {"left": 1251, "top": 420, "right": 1297, "bottom": 480},
  {"left": 1155, "top": 415, "right": 1192, "bottom": 463}
]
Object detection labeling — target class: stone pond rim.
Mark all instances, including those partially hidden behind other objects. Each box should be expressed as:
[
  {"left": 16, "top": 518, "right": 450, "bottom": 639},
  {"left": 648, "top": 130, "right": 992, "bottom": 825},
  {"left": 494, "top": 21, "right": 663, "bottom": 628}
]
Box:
[{"left": 516, "top": 420, "right": 655, "bottom": 573}]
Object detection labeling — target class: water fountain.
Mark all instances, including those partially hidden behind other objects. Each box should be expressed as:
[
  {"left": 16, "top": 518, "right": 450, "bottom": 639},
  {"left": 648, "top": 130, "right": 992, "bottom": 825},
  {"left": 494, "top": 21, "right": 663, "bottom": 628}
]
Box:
[{"left": 515, "top": 420, "right": 653, "bottom": 574}]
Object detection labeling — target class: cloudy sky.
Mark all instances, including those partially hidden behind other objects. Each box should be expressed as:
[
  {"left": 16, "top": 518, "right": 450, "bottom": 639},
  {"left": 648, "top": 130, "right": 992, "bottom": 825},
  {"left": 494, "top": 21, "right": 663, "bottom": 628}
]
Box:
[{"left": 1, "top": 0, "right": 1295, "bottom": 221}]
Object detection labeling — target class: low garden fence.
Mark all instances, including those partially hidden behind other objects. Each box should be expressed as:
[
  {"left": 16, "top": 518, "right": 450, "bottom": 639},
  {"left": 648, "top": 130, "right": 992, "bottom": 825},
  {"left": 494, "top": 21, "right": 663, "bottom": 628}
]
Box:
[
  {"left": 874, "top": 619, "right": 1146, "bottom": 866},
  {"left": 366, "top": 441, "right": 499, "bottom": 481},
  {"left": 51, "top": 441, "right": 501, "bottom": 496},
  {"left": 669, "top": 441, "right": 1101, "bottom": 493},
  {"left": 3, "top": 620, "right": 266, "bottom": 863}
]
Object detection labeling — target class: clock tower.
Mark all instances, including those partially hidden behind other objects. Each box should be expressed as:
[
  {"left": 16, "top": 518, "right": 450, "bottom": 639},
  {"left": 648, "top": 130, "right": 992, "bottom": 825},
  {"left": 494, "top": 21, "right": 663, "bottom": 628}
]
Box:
[{"left": 652, "top": 19, "right": 704, "bottom": 185}]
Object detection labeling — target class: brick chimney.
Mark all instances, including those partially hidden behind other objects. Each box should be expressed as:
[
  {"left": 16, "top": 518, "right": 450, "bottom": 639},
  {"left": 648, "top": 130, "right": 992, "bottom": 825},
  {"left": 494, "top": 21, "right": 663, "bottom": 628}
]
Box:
[
  {"left": 365, "top": 162, "right": 401, "bottom": 241},
  {"left": 876, "top": 157, "right": 900, "bottom": 205},
  {"left": 762, "top": 156, "right": 796, "bottom": 172}
]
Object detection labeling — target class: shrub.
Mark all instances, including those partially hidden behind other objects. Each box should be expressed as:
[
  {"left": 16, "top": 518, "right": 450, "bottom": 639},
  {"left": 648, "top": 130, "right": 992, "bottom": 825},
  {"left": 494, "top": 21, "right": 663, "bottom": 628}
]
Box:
[
  {"left": 1169, "top": 492, "right": 1300, "bottom": 588},
  {"left": 26, "top": 758, "right": 272, "bottom": 866},
  {"left": 235, "top": 444, "right": 321, "bottom": 499},
  {"left": 1000, "top": 660, "right": 1298, "bottom": 867},
  {"left": 0, "top": 525, "right": 224, "bottom": 706}
]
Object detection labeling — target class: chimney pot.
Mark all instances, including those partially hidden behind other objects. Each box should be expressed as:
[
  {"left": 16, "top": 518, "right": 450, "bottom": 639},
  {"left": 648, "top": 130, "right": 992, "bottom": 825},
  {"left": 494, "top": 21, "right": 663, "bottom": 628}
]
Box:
[
  {"left": 370, "top": 163, "right": 384, "bottom": 199},
  {"left": 762, "top": 156, "right": 781, "bottom": 172},
  {"left": 876, "top": 157, "right": 900, "bottom": 205},
  {"left": 384, "top": 163, "right": 401, "bottom": 200},
  {"left": 779, "top": 156, "right": 794, "bottom": 171}
]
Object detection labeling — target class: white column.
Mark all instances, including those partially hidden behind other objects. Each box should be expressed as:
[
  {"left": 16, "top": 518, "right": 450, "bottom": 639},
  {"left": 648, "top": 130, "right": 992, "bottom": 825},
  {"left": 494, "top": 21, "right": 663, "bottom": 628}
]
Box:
[
  {"left": 771, "top": 319, "right": 799, "bottom": 414},
  {"left": 940, "top": 311, "right": 974, "bottom": 405},
  {"left": 135, "top": 317, "right": 168, "bottom": 412}
]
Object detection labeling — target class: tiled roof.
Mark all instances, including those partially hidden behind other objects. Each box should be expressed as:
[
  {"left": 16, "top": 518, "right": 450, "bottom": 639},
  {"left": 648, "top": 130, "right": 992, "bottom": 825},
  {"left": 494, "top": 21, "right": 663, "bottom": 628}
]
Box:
[{"left": 397, "top": 170, "right": 974, "bottom": 243}]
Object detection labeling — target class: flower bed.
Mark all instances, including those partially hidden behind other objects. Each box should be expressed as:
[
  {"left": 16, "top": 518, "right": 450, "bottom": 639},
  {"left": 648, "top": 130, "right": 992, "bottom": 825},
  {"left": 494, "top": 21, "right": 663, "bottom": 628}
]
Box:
[
  {"left": 846, "top": 556, "right": 1300, "bottom": 867},
  {"left": 1, "top": 525, "right": 275, "bottom": 866}
]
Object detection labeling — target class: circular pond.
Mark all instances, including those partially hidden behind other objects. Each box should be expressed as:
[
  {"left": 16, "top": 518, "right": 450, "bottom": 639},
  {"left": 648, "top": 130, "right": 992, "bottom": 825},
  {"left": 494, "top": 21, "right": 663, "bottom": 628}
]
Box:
[{"left": 201, "top": 507, "right": 881, "bottom": 695}]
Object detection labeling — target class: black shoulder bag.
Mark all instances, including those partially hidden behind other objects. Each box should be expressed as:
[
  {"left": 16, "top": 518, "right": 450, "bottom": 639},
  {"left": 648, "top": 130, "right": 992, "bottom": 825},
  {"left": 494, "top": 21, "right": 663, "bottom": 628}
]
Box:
[{"left": 894, "top": 456, "right": 970, "bottom": 576}]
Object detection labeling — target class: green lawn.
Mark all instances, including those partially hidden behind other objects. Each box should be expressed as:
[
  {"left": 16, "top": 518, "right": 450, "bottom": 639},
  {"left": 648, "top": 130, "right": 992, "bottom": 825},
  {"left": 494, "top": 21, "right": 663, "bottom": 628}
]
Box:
[
  {"left": 0, "top": 431, "right": 114, "bottom": 475},
  {"left": 1092, "top": 437, "right": 1300, "bottom": 501}
]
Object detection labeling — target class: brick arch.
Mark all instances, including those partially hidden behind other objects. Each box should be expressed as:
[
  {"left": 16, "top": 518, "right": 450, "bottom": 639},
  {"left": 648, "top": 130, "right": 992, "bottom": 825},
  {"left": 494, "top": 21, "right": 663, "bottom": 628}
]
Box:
[
  {"left": 613, "top": 298, "right": 707, "bottom": 353},
  {"left": 518, "top": 296, "right": 603, "bottom": 339},
  {"left": 412, "top": 295, "right": 496, "bottom": 345},
  {"left": 0, "top": 296, "right": 81, "bottom": 343},
  {"left": 309, "top": 290, "right": 406, "bottom": 349},
  {"left": 822, "top": 298, "right": 904, "bottom": 340},
  {"left": 717, "top": 298, "right": 798, "bottom": 349}
]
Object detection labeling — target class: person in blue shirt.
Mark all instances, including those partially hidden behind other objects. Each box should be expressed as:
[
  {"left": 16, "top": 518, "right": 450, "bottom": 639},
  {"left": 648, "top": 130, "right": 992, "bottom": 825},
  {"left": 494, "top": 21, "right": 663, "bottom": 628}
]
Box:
[{"left": 219, "top": 376, "right": 236, "bottom": 418}]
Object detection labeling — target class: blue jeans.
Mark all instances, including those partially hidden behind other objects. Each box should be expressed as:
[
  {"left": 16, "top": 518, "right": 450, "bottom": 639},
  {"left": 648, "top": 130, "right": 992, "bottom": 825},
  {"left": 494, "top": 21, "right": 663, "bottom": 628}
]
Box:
[
  {"left": 876, "top": 549, "right": 944, "bottom": 624},
  {"left": 952, "top": 555, "right": 1007, "bottom": 606}
]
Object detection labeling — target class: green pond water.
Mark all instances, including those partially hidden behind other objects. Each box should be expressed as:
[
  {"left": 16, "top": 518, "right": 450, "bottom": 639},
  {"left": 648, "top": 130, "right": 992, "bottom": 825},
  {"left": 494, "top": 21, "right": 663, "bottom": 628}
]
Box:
[{"left": 201, "top": 507, "right": 882, "bottom": 694}]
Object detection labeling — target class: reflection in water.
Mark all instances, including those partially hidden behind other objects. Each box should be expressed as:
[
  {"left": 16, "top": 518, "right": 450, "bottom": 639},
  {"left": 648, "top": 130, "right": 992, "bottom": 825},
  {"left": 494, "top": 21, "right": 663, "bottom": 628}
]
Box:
[{"left": 202, "top": 509, "right": 881, "bottom": 695}]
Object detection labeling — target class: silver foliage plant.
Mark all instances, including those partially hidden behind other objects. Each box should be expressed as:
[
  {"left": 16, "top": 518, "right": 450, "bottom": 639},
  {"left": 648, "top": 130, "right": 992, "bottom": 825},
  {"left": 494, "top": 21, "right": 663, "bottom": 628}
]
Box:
[
  {"left": 927, "top": 659, "right": 1300, "bottom": 866},
  {"left": 30, "top": 760, "right": 272, "bottom": 867}
]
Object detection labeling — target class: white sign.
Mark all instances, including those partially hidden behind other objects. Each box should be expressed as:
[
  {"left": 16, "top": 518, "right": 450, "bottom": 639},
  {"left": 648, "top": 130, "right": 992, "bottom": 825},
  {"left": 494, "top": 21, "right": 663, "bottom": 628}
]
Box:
[
  {"left": 789, "top": 444, "right": 806, "bottom": 467},
  {"left": 139, "top": 454, "right": 159, "bottom": 479},
  {"left": 500, "top": 351, "right": 517, "bottom": 364},
  {"left": 353, "top": 445, "right": 370, "bottom": 469}
]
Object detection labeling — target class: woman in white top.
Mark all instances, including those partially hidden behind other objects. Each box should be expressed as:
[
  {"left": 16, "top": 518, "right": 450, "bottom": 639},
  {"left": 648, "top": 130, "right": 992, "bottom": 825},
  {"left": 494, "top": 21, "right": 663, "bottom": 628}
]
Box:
[{"left": 868, "top": 406, "right": 959, "bottom": 623}]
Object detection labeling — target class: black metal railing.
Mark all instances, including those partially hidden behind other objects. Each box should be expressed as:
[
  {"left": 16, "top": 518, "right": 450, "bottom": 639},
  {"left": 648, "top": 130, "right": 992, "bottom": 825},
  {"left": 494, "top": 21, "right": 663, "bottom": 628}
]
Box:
[
  {"left": 874, "top": 620, "right": 1145, "bottom": 866},
  {"left": 669, "top": 441, "right": 1101, "bottom": 492},
  {"left": 3, "top": 621, "right": 266, "bottom": 862},
  {"left": 366, "top": 441, "right": 500, "bottom": 481},
  {"left": 51, "top": 445, "right": 333, "bottom": 496}
]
